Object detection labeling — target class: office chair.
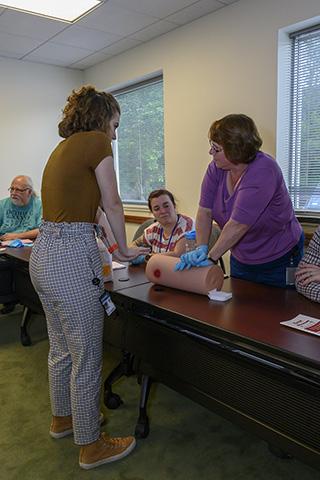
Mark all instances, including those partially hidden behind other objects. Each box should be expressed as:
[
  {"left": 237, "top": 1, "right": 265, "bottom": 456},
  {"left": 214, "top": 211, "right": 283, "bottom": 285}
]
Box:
[
  {"left": 0, "top": 257, "right": 18, "bottom": 312},
  {"left": 103, "top": 219, "right": 154, "bottom": 411},
  {"left": 132, "top": 223, "right": 226, "bottom": 437},
  {"left": 103, "top": 219, "right": 226, "bottom": 434},
  {"left": 132, "top": 218, "right": 155, "bottom": 242}
]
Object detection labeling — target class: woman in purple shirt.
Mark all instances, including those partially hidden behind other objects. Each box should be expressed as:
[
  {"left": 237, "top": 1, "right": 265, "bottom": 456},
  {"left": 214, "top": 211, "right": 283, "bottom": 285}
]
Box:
[{"left": 176, "top": 114, "right": 303, "bottom": 288}]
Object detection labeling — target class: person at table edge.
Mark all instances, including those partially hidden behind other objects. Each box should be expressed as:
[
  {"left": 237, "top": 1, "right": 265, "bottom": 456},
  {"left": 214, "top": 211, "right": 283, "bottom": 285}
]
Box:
[{"left": 176, "top": 114, "right": 303, "bottom": 288}]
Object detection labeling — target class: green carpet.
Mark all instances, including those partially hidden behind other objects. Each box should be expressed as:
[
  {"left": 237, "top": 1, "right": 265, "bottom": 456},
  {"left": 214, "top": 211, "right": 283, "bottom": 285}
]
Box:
[{"left": 1, "top": 308, "right": 319, "bottom": 480}]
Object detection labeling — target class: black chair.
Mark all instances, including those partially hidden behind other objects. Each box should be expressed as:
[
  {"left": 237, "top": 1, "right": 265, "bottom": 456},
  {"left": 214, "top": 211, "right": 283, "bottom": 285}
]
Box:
[
  {"left": 132, "top": 218, "right": 155, "bottom": 242},
  {"left": 134, "top": 222, "right": 226, "bottom": 438},
  {"left": 0, "top": 255, "right": 34, "bottom": 346},
  {"left": 103, "top": 219, "right": 154, "bottom": 411},
  {"left": 0, "top": 256, "right": 18, "bottom": 312},
  {"left": 12, "top": 258, "right": 44, "bottom": 346},
  {"left": 103, "top": 219, "right": 226, "bottom": 437}
]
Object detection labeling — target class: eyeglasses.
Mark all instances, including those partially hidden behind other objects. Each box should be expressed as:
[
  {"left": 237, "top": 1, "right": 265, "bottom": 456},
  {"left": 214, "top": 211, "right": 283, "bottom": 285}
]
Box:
[
  {"left": 8, "top": 187, "right": 30, "bottom": 193},
  {"left": 209, "top": 140, "right": 223, "bottom": 154}
]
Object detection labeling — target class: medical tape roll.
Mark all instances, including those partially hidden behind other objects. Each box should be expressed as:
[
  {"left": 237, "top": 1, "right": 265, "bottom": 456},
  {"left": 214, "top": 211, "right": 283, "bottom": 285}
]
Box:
[{"left": 145, "top": 254, "right": 224, "bottom": 295}]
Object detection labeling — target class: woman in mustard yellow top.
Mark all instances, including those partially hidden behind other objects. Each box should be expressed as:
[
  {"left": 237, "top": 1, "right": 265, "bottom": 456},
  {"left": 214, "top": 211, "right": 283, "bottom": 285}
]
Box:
[{"left": 29, "top": 86, "right": 147, "bottom": 470}]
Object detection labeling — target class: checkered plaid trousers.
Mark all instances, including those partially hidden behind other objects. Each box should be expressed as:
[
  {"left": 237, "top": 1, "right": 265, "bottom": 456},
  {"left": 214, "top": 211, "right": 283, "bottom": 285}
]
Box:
[{"left": 29, "top": 221, "right": 105, "bottom": 445}]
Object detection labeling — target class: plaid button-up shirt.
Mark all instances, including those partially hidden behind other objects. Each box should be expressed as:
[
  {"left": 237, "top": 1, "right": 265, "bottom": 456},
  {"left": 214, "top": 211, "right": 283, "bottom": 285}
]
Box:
[{"left": 296, "top": 227, "right": 320, "bottom": 303}]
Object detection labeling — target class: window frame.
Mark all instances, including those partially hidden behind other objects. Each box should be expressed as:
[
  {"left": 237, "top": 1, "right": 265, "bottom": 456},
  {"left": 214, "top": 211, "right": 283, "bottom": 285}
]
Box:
[
  {"left": 277, "top": 20, "right": 320, "bottom": 222},
  {"left": 110, "top": 73, "right": 165, "bottom": 208}
]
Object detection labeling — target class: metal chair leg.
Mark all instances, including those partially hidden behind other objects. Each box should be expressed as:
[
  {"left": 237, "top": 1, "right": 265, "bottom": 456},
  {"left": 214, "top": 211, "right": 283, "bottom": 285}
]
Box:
[
  {"left": 103, "top": 351, "right": 135, "bottom": 409},
  {"left": 20, "top": 306, "right": 32, "bottom": 346},
  {"left": 135, "top": 374, "right": 152, "bottom": 439}
]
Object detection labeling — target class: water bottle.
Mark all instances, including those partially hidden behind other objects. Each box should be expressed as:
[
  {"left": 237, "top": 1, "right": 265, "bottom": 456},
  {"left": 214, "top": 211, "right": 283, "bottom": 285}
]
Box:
[
  {"left": 97, "top": 237, "right": 113, "bottom": 282},
  {"left": 185, "top": 230, "right": 196, "bottom": 252}
]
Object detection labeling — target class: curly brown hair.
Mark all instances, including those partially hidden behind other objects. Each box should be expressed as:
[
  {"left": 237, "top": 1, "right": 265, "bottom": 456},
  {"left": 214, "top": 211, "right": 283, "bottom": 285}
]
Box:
[
  {"left": 208, "top": 114, "right": 262, "bottom": 164},
  {"left": 58, "top": 85, "right": 120, "bottom": 138}
]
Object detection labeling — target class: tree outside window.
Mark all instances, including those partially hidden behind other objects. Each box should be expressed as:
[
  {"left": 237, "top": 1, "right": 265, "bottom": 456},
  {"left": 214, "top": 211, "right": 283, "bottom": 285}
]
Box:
[{"left": 113, "top": 77, "right": 165, "bottom": 204}]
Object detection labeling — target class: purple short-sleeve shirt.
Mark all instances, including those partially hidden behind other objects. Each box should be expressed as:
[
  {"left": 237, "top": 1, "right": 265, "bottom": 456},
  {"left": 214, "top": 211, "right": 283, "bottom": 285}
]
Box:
[{"left": 199, "top": 151, "right": 302, "bottom": 264}]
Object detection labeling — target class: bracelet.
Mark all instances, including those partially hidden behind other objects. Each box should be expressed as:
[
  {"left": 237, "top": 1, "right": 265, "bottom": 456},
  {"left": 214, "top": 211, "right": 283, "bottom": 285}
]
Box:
[{"left": 108, "top": 243, "right": 118, "bottom": 254}]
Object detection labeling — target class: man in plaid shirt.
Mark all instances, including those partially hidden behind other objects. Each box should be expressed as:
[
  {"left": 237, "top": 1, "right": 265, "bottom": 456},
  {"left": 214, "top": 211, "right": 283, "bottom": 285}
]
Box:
[{"left": 296, "top": 227, "right": 320, "bottom": 302}]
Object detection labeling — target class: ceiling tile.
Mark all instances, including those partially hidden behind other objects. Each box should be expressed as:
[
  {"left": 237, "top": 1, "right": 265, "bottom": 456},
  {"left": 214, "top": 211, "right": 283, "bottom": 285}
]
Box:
[
  {"left": 0, "top": 0, "right": 238, "bottom": 68},
  {"left": 100, "top": 37, "right": 142, "bottom": 56},
  {"left": 52, "top": 25, "right": 121, "bottom": 50},
  {"left": 24, "top": 42, "right": 93, "bottom": 67},
  {"left": 166, "top": 0, "right": 223, "bottom": 25},
  {"left": 77, "top": 3, "right": 157, "bottom": 36},
  {"left": 0, "top": 51, "right": 21, "bottom": 60},
  {"left": 0, "top": 30, "right": 42, "bottom": 57},
  {"left": 70, "top": 51, "right": 112, "bottom": 70},
  {"left": 131, "top": 20, "right": 178, "bottom": 42},
  {"left": 0, "top": 9, "right": 67, "bottom": 40},
  {"left": 105, "top": 0, "right": 198, "bottom": 19}
]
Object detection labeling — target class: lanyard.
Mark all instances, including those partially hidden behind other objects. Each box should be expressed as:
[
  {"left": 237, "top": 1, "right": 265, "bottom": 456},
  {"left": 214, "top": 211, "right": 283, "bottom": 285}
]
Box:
[{"left": 159, "top": 214, "right": 180, "bottom": 253}]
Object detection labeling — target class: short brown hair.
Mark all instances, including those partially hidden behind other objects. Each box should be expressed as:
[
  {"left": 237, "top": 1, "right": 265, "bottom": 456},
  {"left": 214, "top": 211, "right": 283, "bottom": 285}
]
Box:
[
  {"left": 209, "top": 114, "right": 262, "bottom": 164},
  {"left": 148, "top": 189, "right": 176, "bottom": 211},
  {"left": 58, "top": 85, "right": 120, "bottom": 138}
]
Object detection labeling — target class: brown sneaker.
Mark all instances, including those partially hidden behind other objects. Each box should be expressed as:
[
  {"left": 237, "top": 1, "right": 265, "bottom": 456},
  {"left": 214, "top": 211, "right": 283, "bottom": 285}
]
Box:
[
  {"left": 79, "top": 432, "right": 136, "bottom": 470},
  {"left": 49, "top": 412, "right": 105, "bottom": 439},
  {"left": 50, "top": 415, "right": 73, "bottom": 439}
]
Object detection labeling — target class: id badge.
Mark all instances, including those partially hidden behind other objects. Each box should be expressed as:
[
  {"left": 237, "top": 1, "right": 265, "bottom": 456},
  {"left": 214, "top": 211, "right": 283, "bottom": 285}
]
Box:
[
  {"left": 286, "top": 266, "right": 297, "bottom": 286},
  {"left": 99, "top": 290, "right": 116, "bottom": 316}
]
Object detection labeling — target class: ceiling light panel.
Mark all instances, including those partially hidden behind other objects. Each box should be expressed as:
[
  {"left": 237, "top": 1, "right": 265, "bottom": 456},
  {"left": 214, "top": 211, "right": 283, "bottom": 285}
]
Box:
[{"left": 0, "top": 0, "right": 102, "bottom": 22}]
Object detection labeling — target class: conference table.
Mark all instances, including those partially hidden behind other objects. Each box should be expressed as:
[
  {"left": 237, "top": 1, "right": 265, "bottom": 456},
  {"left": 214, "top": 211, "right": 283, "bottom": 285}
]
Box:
[
  {"left": 3, "top": 247, "right": 320, "bottom": 470},
  {"left": 1, "top": 247, "right": 150, "bottom": 345},
  {"left": 104, "top": 269, "right": 320, "bottom": 471}
]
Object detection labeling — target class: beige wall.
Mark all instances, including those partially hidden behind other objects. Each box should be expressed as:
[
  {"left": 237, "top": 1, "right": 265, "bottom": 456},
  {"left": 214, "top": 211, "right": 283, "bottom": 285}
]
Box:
[
  {"left": 85, "top": 0, "right": 320, "bottom": 225},
  {"left": 126, "top": 223, "right": 142, "bottom": 243},
  {"left": 1, "top": 0, "right": 319, "bottom": 248},
  {"left": 0, "top": 59, "right": 82, "bottom": 197}
]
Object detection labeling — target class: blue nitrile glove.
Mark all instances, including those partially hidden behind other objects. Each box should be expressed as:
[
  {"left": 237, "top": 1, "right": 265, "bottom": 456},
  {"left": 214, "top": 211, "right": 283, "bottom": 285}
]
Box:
[
  {"left": 130, "top": 254, "right": 146, "bottom": 265},
  {"left": 174, "top": 245, "right": 209, "bottom": 271},
  {"left": 9, "top": 239, "right": 24, "bottom": 248}
]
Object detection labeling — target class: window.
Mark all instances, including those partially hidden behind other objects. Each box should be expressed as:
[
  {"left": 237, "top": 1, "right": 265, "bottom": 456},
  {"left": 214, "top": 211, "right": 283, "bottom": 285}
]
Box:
[
  {"left": 279, "top": 25, "right": 320, "bottom": 216},
  {"left": 112, "top": 75, "right": 165, "bottom": 205}
]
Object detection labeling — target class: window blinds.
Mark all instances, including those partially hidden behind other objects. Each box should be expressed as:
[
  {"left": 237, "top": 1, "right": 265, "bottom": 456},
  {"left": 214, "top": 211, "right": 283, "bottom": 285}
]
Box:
[{"left": 288, "top": 25, "right": 320, "bottom": 214}]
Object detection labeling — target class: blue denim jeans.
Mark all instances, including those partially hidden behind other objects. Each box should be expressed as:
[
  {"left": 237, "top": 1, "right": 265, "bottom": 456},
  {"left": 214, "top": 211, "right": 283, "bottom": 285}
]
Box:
[{"left": 230, "top": 233, "right": 304, "bottom": 288}]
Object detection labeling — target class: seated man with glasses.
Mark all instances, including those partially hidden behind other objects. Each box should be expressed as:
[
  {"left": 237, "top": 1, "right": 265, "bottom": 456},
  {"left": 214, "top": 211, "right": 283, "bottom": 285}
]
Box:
[{"left": 0, "top": 175, "right": 42, "bottom": 313}]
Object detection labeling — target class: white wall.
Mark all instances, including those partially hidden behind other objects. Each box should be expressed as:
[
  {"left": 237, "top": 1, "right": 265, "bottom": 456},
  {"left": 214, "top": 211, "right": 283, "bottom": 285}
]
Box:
[
  {"left": 85, "top": 0, "right": 320, "bottom": 222},
  {"left": 0, "top": 59, "right": 82, "bottom": 197},
  {"left": 1, "top": 0, "right": 319, "bottom": 241}
]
